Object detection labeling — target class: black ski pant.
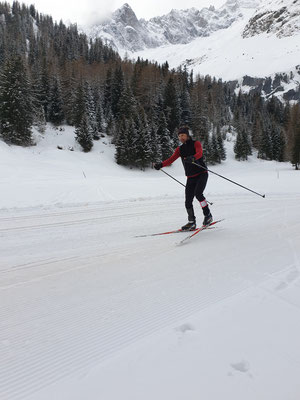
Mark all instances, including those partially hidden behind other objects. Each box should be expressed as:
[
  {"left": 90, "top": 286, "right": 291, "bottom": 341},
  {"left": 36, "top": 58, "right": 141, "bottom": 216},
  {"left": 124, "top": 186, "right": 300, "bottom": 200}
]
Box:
[{"left": 185, "top": 172, "right": 210, "bottom": 221}]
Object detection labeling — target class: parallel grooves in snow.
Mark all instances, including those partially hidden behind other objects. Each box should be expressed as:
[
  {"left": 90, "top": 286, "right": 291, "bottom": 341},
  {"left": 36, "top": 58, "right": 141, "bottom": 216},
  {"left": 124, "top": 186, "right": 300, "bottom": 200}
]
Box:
[
  {"left": 1, "top": 196, "right": 299, "bottom": 400},
  {"left": 0, "top": 208, "right": 178, "bottom": 233},
  {"left": 1, "top": 282, "right": 252, "bottom": 399}
]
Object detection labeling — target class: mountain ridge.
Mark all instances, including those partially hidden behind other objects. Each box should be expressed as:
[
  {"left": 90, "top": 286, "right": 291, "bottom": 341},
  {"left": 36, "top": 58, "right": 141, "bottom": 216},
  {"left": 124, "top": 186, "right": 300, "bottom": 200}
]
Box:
[
  {"left": 84, "top": 0, "right": 300, "bottom": 102},
  {"left": 86, "top": 0, "right": 263, "bottom": 53}
]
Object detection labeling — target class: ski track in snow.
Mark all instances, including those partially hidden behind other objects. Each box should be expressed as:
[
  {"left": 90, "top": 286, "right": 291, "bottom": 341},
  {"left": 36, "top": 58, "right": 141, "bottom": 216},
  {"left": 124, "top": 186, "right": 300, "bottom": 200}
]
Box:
[{"left": 1, "top": 193, "right": 300, "bottom": 400}]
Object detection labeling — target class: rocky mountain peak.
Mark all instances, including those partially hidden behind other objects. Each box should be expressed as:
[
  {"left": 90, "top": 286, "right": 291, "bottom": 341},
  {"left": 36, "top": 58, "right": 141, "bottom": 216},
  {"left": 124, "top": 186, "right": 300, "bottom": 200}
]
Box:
[
  {"left": 112, "top": 3, "right": 139, "bottom": 27},
  {"left": 86, "top": 0, "right": 299, "bottom": 54}
]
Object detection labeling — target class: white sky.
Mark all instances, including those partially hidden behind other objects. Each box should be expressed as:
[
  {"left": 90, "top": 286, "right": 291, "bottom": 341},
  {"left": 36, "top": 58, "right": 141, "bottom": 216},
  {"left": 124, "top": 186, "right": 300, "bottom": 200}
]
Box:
[{"left": 8, "top": 0, "right": 226, "bottom": 26}]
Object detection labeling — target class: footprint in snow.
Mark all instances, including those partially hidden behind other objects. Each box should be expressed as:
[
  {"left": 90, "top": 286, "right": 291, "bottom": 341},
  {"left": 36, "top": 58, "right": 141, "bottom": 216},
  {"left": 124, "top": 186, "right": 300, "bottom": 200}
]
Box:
[
  {"left": 230, "top": 360, "right": 250, "bottom": 373},
  {"left": 175, "top": 323, "right": 196, "bottom": 334},
  {"left": 275, "top": 268, "right": 300, "bottom": 291},
  {"left": 275, "top": 281, "right": 288, "bottom": 291},
  {"left": 286, "top": 269, "right": 300, "bottom": 283}
]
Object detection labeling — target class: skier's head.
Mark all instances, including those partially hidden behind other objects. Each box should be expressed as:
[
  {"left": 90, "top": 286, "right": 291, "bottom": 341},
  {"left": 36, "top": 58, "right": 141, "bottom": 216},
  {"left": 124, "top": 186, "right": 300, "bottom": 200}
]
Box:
[{"left": 178, "top": 126, "right": 190, "bottom": 143}]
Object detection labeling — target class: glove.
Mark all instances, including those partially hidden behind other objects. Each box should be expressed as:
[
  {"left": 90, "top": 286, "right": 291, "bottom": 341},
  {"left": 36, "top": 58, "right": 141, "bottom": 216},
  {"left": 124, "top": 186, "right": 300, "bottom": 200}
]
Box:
[
  {"left": 154, "top": 162, "right": 163, "bottom": 170},
  {"left": 185, "top": 155, "right": 195, "bottom": 163}
]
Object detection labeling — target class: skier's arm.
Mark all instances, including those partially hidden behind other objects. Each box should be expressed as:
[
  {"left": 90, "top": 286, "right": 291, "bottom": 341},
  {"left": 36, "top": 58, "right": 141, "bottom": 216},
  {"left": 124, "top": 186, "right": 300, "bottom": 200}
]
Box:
[
  {"left": 162, "top": 147, "right": 180, "bottom": 167},
  {"left": 194, "top": 141, "right": 203, "bottom": 160}
]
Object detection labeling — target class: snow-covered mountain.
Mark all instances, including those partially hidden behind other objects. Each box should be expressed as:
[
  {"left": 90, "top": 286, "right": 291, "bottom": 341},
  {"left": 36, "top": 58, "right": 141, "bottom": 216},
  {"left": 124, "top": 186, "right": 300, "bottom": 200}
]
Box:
[
  {"left": 86, "top": 0, "right": 300, "bottom": 102},
  {"left": 87, "top": 0, "right": 261, "bottom": 53},
  {"left": 243, "top": 0, "right": 300, "bottom": 38}
]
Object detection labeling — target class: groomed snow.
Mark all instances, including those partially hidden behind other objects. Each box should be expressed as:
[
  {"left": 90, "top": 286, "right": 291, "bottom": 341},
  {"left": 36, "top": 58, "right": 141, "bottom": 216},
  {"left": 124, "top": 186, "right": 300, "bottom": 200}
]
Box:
[{"left": 1, "top": 126, "right": 300, "bottom": 400}]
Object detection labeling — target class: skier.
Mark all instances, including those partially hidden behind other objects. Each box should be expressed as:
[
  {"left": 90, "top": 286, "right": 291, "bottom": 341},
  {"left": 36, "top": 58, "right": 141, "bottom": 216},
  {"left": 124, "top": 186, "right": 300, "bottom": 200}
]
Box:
[{"left": 154, "top": 126, "right": 212, "bottom": 230}]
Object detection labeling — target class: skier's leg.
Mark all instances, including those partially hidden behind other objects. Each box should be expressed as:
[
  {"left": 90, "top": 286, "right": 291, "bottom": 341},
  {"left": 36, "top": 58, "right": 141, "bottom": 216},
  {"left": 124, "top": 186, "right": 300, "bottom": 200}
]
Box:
[
  {"left": 195, "top": 173, "right": 212, "bottom": 224},
  {"left": 185, "top": 177, "right": 196, "bottom": 221},
  {"left": 182, "top": 178, "right": 197, "bottom": 230}
]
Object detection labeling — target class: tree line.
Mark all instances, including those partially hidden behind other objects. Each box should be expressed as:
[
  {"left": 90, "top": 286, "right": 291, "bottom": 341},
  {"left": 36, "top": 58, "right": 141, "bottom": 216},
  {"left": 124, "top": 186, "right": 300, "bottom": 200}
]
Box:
[{"left": 0, "top": 1, "right": 299, "bottom": 169}]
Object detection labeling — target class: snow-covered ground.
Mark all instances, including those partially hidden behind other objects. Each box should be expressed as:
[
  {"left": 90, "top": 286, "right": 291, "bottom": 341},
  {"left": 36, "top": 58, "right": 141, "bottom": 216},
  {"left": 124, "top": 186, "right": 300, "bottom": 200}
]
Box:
[{"left": 1, "top": 126, "right": 300, "bottom": 400}]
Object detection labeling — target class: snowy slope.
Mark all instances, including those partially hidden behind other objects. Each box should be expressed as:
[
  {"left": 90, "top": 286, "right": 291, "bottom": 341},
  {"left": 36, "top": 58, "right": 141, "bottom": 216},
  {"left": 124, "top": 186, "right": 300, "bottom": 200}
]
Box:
[
  {"left": 1, "top": 128, "right": 300, "bottom": 400},
  {"left": 0, "top": 124, "right": 297, "bottom": 209}
]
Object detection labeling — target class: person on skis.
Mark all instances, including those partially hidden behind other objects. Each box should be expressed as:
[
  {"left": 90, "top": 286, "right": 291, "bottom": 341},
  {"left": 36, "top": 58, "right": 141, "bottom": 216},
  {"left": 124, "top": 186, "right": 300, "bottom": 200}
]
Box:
[{"left": 154, "top": 126, "right": 212, "bottom": 230}]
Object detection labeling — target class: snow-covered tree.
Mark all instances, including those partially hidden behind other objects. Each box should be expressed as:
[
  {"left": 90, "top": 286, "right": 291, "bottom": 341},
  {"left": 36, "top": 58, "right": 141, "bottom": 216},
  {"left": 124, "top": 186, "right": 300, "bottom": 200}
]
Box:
[
  {"left": 115, "top": 117, "right": 129, "bottom": 165},
  {"left": 149, "top": 122, "right": 162, "bottom": 164},
  {"left": 234, "top": 127, "right": 252, "bottom": 161},
  {"left": 75, "top": 114, "right": 93, "bottom": 152},
  {"left": 216, "top": 126, "right": 226, "bottom": 161},
  {"left": 180, "top": 88, "right": 191, "bottom": 126},
  {"left": 135, "top": 108, "right": 152, "bottom": 170},
  {"left": 34, "top": 105, "right": 47, "bottom": 134},
  {"left": 164, "top": 76, "right": 181, "bottom": 134},
  {"left": 84, "top": 81, "right": 98, "bottom": 140},
  {"left": 48, "top": 75, "right": 64, "bottom": 125},
  {"left": 157, "top": 111, "right": 173, "bottom": 160},
  {"left": 0, "top": 55, "right": 34, "bottom": 146}
]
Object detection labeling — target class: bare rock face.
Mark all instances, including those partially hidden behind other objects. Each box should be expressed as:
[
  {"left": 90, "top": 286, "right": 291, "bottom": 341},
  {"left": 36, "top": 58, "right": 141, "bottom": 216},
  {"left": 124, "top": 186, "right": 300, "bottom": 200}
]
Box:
[{"left": 243, "top": 0, "right": 300, "bottom": 38}]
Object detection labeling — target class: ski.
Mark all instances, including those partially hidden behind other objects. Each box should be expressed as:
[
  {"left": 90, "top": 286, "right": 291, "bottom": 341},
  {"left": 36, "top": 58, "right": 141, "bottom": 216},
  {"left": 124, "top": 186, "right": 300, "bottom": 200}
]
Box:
[
  {"left": 135, "top": 225, "right": 217, "bottom": 238},
  {"left": 135, "top": 228, "right": 198, "bottom": 238},
  {"left": 177, "top": 219, "right": 224, "bottom": 245}
]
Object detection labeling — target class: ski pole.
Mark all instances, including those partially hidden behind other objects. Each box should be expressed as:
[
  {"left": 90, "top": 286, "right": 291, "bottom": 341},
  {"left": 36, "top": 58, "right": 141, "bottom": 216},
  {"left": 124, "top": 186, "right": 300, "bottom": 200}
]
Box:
[
  {"left": 191, "top": 162, "right": 266, "bottom": 198},
  {"left": 160, "top": 168, "right": 213, "bottom": 205},
  {"left": 160, "top": 168, "right": 185, "bottom": 188}
]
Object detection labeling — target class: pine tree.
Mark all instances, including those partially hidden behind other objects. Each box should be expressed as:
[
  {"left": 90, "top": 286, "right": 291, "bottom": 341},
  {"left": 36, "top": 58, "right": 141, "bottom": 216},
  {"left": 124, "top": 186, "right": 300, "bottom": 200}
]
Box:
[
  {"left": 118, "top": 83, "right": 137, "bottom": 120},
  {"left": 75, "top": 114, "right": 93, "bottom": 152},
  {"left": 164, "top": 76, "right": 180, "bottom": 134},
  {"left": 111, "top": 65, "right": 124, "bottom": 117},
  {"left": 84, "top": 81, "right": 98, "bottom": 139},
  {"left": 251, "top": 115, "right": 263, "bottom": 150},
  {"left": 115, "top": 117, "right": 129, "bottom": 165},
  {"left": 180, "top": 88, "right": 191, "bottom": 126},
  {"left": 190, "top": 81, "right": 209, "bottom": 143},
  {"left": 48, "top": 75, "right": 64, "bottom": 125},
  {"left": 271, "top": 123, "right": 285, "bottom": 162},
  {"left": 104, "top": 68, "right": 113, "bottom": 117},
  {"left": 157, "top": 111, "right": 173, "bottom": 160},
  {"left": 34, "top": 105, "right": 47, "bottom": 134},
  {"left": 130, "top": 110, "right": 142, "bottom": 166},
  {"left": 0, "top": 55, "right": 34, "bottom": 146},
  {"left": 61, "top": 75, "right": 78, "bottom": 126},
  {"left": 216, "top": 126, "right": 226, "bottom": 162},
  {"left": 292, "top": 125, "right": 300, "bottom": 170},
  {"left": 96, "top": 102, "right": 104, "bottom": 135},
  {"left": 73, "top": 83, "right": 86, "bottom": 128},
  {"left": 149, "top": 122, "right": 162, "bottom": 163},
  {"left": 234, "top": 127, "right": 252, "bottom": 161},
  {"left": 135, "top": 108, "right": 152, "bottom": 170},
  {"left": 40, "top": 59, "right": 51, "bottom": 119},
  {"left": 286, "top": 104, "right": 300, "bottom": 169},
  {"left": 258, "top": 121, "right": 273, "bottom": 160},
  {"left": 203, "top": 134, "right": 213, "bottom": 164},
  {"left": 210, "top": 133, "right": 220, "bottom": 164}
]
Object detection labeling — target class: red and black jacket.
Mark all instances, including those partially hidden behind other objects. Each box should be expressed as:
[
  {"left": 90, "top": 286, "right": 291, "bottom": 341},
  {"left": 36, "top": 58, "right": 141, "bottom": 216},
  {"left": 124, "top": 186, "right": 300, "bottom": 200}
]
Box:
[{"left": 162, "top": 139, "right": 207, "bottom": 177}]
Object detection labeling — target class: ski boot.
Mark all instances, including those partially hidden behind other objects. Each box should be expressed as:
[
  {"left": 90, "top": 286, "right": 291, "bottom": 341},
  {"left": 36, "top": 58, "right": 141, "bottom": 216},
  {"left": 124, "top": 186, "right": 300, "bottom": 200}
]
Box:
[
  {"left": 181, "top": 220, "right": 196, "bottom": 231},
  {"left": 203, "top": 213, "right": 213, "bottom": 226}
]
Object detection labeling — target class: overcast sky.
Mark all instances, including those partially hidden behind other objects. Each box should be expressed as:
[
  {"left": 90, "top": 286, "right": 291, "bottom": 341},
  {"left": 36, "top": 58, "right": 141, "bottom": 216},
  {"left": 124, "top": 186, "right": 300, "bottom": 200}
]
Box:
[{"left": 9, "top": 0, "right": 226, "bottom": 26}]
